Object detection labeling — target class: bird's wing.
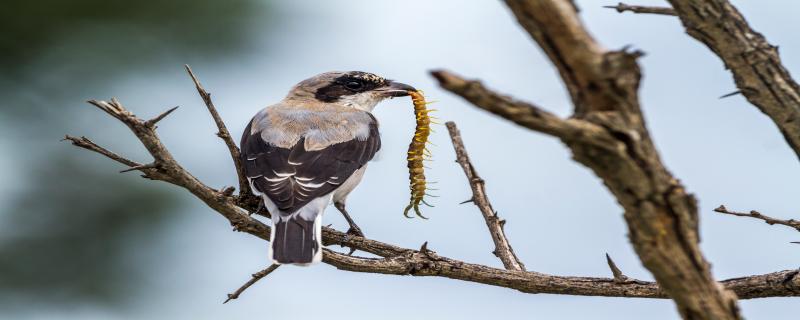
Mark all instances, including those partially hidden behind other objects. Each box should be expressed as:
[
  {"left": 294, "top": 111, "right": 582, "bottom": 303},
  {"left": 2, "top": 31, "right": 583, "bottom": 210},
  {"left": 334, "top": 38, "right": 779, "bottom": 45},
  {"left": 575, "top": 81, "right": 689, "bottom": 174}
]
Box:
[{"left": 240, "top": 108, "right": 381, "bottom": 215}]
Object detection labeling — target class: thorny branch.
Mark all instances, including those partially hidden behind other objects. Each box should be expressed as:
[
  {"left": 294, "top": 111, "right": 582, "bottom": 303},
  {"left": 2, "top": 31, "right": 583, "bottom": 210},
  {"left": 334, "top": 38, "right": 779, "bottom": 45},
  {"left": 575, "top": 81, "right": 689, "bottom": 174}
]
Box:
[
  {"left": 715, "top": 205, "right": 800, "bottom": 233},
  {"left": 446, "top": 121, "right": 525, "bottom": 271},
  {"left": 185, "top": 65, "right": 251, "bottom": 196}
]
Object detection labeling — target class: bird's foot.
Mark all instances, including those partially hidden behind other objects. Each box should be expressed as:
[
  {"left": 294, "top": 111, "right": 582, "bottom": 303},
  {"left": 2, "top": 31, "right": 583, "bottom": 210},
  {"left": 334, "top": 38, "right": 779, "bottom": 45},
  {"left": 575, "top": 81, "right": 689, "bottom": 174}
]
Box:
[{"left": 346, "top": 226, "right": 364, "bottom": 238}]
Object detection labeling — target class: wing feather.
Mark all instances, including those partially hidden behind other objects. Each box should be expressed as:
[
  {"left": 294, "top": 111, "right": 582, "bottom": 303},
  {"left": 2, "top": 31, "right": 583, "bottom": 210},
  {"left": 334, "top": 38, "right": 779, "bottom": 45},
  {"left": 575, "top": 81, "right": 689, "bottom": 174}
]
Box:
[{"left": 240, "top": 111, "right": 380, "bottom": 215}]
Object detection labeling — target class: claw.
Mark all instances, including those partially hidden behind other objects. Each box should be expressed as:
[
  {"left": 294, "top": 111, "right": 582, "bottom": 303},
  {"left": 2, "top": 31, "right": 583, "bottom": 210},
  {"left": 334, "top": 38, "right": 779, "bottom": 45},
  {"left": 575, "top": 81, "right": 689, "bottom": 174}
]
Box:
[{"left": 346, "top": 226, "right": 364, "bottom": 238}]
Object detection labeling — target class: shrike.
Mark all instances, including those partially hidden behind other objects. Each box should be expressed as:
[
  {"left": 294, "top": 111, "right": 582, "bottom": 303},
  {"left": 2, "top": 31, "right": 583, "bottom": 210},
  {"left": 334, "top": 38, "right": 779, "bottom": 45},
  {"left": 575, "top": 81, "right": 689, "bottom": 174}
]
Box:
[{"left": 240, "top": 71, "right": 414, "bottom": 265}]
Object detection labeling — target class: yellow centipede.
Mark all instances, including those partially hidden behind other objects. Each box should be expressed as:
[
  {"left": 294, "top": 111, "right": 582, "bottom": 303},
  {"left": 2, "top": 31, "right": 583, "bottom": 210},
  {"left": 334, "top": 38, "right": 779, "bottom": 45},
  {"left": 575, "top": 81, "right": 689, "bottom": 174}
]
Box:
[{"left": 404, "top": 90, "right": 435, "bottom": 218}]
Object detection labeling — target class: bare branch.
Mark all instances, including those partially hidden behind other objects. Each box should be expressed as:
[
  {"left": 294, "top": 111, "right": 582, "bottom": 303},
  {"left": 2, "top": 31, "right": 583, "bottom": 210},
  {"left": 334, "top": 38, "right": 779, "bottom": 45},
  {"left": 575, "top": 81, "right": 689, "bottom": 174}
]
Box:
[
  {"left": 603, "top": 2, "right": 676, "bottom": 16},
  {"left": 224, "top": 264, "right": 280, "bottom": 304},
  {"left": 446, "top": 121, "right": 525, "bottom": 271},
  {"left": 715, "top": 205, "right": 800, "bottom": 232},
  {"left": 665, "top": 0, "right": 800, "bottom": 161},
  {"left": 185, "top": 64, "right": 250, "bottom": 195},
  {"left": 66, "top": 96, "right": 800, "bottom": 302}
]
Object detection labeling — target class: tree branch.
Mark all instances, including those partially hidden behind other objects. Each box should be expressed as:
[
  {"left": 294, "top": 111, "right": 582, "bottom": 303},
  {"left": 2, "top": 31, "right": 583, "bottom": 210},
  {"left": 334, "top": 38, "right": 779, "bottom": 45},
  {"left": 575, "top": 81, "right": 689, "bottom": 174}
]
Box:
[
  {"left": 715, "top": 205, "right": 800, "bottom": 232},
  {"left": 603, "top": 2, "right": 676, "bottom": 16},
  {"left": 446, "top": 121, "right": 525, "bottom": 271},
  {"left": 185, "top": 65, "right": 251, "bottom": 196},
  {"left": 224, "top": 264, "right": 280, "bottom": 303},
  {"left": 664, "top": 0, "right": 800, "bottom": 162},
  {"left": 64, "top": 94, "right": 800, "bottom": 303}
]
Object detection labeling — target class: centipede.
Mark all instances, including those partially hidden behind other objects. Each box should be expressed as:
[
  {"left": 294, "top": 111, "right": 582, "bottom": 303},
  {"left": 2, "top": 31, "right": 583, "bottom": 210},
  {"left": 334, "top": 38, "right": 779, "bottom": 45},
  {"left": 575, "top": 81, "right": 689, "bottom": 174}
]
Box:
[{"left": 404, "top": 90, "right": 435, "bottom": 219}]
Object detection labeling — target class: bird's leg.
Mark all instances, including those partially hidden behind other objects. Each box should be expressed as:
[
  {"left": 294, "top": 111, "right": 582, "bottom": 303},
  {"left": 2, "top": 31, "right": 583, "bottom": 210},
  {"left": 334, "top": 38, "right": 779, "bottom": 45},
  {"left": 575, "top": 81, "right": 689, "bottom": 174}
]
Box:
[
  {"left": 251, "top": 199, "right": 264, "bottom": 216},
  {"left": 334, "top": 201, "right": 364, "bottom": 237}
]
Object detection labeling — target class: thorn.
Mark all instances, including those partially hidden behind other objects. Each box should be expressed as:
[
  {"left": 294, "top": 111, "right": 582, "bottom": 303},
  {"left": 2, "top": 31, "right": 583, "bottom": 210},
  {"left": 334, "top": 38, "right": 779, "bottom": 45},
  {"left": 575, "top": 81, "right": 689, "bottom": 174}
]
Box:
[
  {"left": 120, "top": 163, "right": 157, "bottom": 173},
  {"left": 713, "top": 205, "right": 727, "bottom": 212},
  {"left": 420, "top": 241, "right": 429, "bottom": 253},
  {"left": 791, "top": 241, "right": 800, "bottom": 245},
  {"left": 719, "top": 90, "right": 741, "bottom": 99},
  {"left": 606, "top": 253, "right": 627, "bottom": 283},
  {"left": 459, "top": 198, "right": 474, "bottom": 205},
  {"left": 145, "top": 106, "right": 180, "bottom": 127}
]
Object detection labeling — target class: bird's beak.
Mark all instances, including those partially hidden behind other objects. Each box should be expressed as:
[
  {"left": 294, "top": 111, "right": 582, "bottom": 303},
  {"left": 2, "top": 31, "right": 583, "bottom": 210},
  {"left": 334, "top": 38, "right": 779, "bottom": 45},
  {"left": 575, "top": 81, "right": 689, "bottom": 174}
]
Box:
[{"left": 376, "top": 81, "right": 416, "bottom": 98}]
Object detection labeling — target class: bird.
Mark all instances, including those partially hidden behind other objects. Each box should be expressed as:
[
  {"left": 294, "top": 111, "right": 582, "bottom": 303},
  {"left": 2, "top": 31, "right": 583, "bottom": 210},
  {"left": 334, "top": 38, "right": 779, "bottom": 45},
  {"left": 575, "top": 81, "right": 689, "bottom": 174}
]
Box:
[{"left": 240, "top": 71, "right": 415, "bottom": 265}]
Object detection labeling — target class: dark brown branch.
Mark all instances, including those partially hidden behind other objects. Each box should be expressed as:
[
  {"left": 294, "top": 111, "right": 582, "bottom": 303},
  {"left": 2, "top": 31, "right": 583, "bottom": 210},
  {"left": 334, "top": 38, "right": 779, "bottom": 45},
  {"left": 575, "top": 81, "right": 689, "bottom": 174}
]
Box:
[
  {"left": 603, "top": 2, "right": 676, "bottom": 15},
  {"left": 665, "top": 0, "right": 800, "bottom": 161},
  {"left": 715, "top": 205, "right": 800, "bottom": 232},
  {"left": 224, "top": 264, "right": 280, "bottom": 303},
  {"left": 185, "top": 64, "right": 250, "bottom": 196},
  {"left": 446, "top": 121, "right": 525, "bottom": 271}
]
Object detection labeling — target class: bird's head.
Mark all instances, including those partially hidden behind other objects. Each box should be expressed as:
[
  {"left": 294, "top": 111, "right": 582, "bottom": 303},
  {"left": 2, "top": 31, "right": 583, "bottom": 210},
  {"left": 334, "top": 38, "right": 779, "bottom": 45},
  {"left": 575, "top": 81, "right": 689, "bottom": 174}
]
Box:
[{"left": 285, "top": 71, "right": 416, "bottom": 111}]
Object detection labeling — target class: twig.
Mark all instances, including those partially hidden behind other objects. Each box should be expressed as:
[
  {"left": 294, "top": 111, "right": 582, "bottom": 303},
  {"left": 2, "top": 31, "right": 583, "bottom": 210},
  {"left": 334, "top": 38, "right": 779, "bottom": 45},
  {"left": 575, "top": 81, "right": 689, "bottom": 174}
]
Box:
[
  {"left": 224, "top": 264, "right": 280, "bottom": 304},
  {"left": 715, "top": 205, "right": 800, "bottom": 232},
  {"left": 185, "top": 64, "right": 250, "bottom": 196},
  {"left": 446, "top": 121, "right": 525, "bottom": 271},
  {"left": 63, "top": 135, "right": 140, "bottom": 168},
  {"left": 603, "top": 2, "right": 676, "bottom": 15}
]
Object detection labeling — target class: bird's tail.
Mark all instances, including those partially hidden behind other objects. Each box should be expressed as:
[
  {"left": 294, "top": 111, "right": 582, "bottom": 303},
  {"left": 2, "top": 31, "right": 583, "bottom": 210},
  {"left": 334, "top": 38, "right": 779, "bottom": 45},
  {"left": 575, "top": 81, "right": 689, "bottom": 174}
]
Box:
[{"left": 269, "top": 212, "right": 323, "bottom": 265}]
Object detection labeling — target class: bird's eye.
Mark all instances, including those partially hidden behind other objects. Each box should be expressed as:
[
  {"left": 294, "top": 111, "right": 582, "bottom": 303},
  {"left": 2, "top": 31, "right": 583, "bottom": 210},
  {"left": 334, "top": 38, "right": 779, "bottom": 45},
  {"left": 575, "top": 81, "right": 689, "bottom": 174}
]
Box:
[{"left": 345, "top": 81, "right": 363, "bottom": 91}]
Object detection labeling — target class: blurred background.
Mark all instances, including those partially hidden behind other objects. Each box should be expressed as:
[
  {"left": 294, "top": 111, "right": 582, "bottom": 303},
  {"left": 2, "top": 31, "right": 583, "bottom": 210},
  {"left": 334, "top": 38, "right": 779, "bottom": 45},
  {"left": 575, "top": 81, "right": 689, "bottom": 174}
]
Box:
[{"left": 1, "top": 0, "right": 798, "bottom": 319}]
